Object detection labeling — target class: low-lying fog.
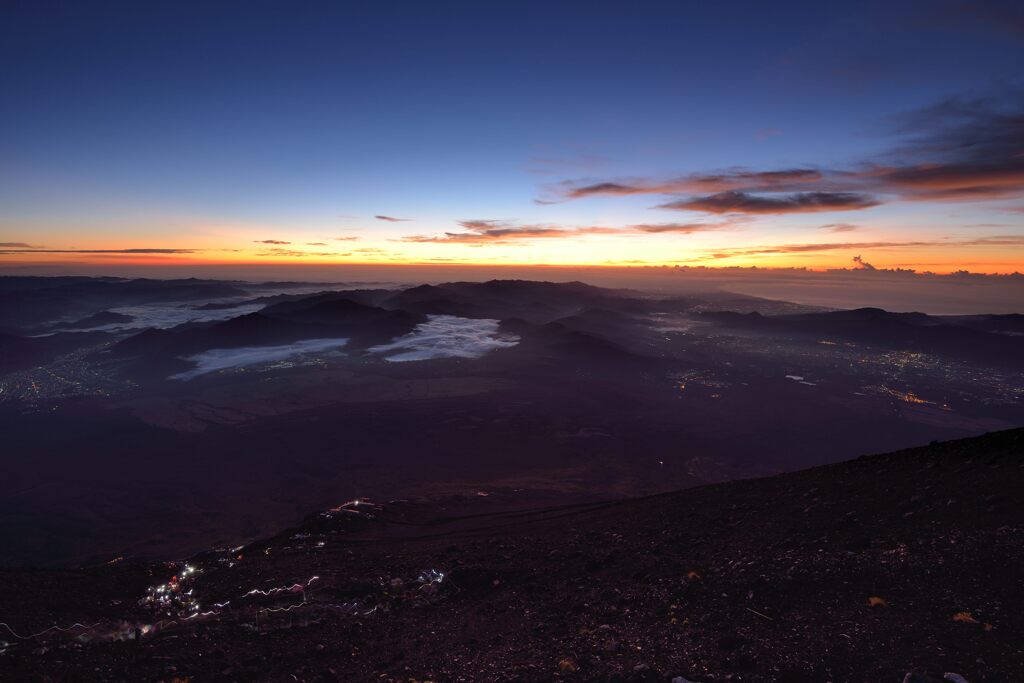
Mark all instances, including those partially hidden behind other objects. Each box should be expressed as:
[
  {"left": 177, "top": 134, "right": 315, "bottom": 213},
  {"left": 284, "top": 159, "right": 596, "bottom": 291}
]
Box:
[
  {"left": 171, "top": 338, "right": 350, "bottom": 380},
  {"left": 41, "top": 284, "right": 346, "bottom": 334},
  {"left": 368, "top": 315, "right": 519, "bottom": 362},
  {"left": 170, "top": 315, "right": 521, "bottom": 378}
]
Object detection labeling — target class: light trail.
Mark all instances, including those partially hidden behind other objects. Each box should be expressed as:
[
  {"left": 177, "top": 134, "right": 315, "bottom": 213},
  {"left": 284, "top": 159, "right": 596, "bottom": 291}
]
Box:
[
  {"left": 0, "top": 500, "right": 435, "bottom": 647},
  {"left": 258, "top": 601, "right": 310, "bottom": 614},
  {"left": 181, "top": 610, "right": 221, "bottom": 621},
  {"left": 0, "top": 621, "right": 104, "bottom": 640},
  {"left": 243, "top": 576, "right": 320, "bottom": 597}
]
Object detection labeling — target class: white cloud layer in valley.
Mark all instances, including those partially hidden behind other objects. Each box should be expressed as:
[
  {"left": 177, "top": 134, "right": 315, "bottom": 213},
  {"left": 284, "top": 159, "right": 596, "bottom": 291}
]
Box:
[
  {"left": 368, "top": 315, "right": 519, "bottom": 362},
  {"left": 170, "top": 338, "right": 349, "bottom": 380}
]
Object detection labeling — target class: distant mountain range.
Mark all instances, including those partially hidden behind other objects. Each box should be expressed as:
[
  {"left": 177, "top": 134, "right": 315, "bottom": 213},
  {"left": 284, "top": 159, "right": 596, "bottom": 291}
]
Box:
[
  {"left": 2, "top": 276, "right": 1021, "bottom": 580},
  {"left": 0, "top": 276, "right": 250, "bottom": 330},
  {"left": 699, "top": 308, "right": 1024, "bottom": 368},
  {"left": 97, "top": 279, "right": 1023, "bottom": 370}
]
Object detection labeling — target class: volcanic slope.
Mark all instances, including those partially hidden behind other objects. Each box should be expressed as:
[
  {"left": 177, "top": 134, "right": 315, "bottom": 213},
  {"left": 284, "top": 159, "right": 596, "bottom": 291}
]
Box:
[{"left": 1, "top": 429, "right": 1021, "bottom": 682}]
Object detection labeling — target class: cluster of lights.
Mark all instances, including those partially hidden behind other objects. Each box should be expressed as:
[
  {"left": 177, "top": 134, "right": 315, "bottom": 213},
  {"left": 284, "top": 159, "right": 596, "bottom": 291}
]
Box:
[
  {"left": 1, "top": 498, "right": 450, "bottom": 648},
  {"left": 873, "top": 385, "right": 935, "bottom": 405},
  {"left": 140, "top": 564, "right": 203, "bottom": 618}
]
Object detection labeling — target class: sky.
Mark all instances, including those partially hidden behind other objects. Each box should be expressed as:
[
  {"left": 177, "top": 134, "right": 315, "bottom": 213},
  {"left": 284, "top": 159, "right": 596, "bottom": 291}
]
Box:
[{"left": 2, "top": 0, "right": 1024, "bottom": 274}]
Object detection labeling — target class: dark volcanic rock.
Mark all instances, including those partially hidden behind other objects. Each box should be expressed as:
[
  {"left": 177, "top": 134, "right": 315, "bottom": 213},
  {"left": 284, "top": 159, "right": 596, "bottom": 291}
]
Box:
[{"left": 1, "top": 430, "right": 1021, "bottom": 682}]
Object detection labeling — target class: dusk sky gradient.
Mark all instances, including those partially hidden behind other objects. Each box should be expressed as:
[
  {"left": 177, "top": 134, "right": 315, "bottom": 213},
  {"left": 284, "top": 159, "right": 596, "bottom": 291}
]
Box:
[{"left": 2, "top": 0, "right": 1024, "bottom": 273}]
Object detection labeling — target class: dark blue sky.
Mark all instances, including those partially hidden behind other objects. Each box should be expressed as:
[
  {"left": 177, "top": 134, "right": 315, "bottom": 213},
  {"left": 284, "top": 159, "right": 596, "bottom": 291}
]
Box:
[{"left": 2, "top": 1, "right": 1023, "bottom": 271}]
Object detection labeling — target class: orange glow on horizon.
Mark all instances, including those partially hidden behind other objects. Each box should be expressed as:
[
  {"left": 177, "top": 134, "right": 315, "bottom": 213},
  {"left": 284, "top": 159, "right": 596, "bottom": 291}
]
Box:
[{"left": 2, "top": 249, "right": 1023, "bottom": 275}]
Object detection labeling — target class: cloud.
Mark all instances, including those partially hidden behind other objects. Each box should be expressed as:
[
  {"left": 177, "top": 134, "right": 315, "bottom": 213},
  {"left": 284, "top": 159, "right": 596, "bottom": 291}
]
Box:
[
  {"left": 658, "top": 191, "right": 881, "bottom": 215},
  {"left": 254, "top": 248, "right": 340, "bottom": 257},
  {"left": 402, "top": 220, "right": 616, "bottom": 244},
  {"left": 548, "top": 91, "right": 1024, "bottom": 212},
  {"left": 925, "top": 1, "right": 1024, "bottom": 40},
  {"left": 630, "top": 223, "right": 733, "bottom": 234},
  {"left": 709, "top": 241, "right": 924, "bottom": 257},
  {"left": 375, "top": 215, "right": 412, "bottom": 222},
  {"left": 171, "top": 338, "right": 349, "bottom": 380},
  {"left": 557, "top": 169, "right": 824, "bottom": 199},
  {"left": 254, "top": 239, "right": 291, "bottom": 245},
  {"left": 700, "top": 235, "right": 1024, "bottom": 260},
  {"left": 401, "top": 219, "right": 730, "bottom": 243},
  {"left": 856, "top": 94, "right": 1024, "bottom": 199},
  {"left": 821, "top": 223, "right": 859, "bottom": 232},
  {"left": 75, "top": 298, "right": 273, "bottom": 331},
  {"left": 0, "top": 242, "right": 43, "bottom": 248},
  {"left": 368, "top": 315, "right": 518, "bottom": 362},
  {"left": 852, "top": 254, "right": 876, "bottom": 270},
  {"left": 0, "top": 248, "right": 197, "bottom": 254},
  {"left": 563, "top": 182, "right": 644, "bottom": 198},
  {"left": 956, "top": 235, "right": 1024, "bottom": 246},
  {"left": 306, "top": 242, "right": 327, "bottom": 246},
  {"left": 334, "top": 236, "right": 360, "bottom": 241}
]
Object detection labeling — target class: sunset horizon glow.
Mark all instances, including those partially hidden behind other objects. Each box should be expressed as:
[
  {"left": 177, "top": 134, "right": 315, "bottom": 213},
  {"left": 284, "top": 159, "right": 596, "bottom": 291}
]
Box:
[{"left": 2, "top": 2, "right": 1023, "bottom": 277}]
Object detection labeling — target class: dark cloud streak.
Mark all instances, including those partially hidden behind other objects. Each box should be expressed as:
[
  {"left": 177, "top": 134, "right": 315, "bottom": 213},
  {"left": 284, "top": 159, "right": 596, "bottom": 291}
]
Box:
[
  {"left": 401, "top": 219, "right": 731, "bottom": 243},
  {"left": 659, "top": 191, "right": 880, "bottom": 215},
  {"left": 701, "top": 235, "right": 1024, "bottom": 260},
  {"left": 559, "top": 169, "right": 824, "bottom": 199},
  {"left": 549, "top": 92, "right": 1024, "bottom": 214},
  {"left": 0, "top": 248, "right": 198, "bottom": 255}
]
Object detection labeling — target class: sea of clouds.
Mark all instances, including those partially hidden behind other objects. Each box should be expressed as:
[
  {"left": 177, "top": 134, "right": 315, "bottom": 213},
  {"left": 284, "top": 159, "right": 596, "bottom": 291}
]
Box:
[
  {"left": 167, "top": 313, "right": 517, "bottom": 379},
  {"left": 368, "top": 315, "right": 519, "bottom": 362},
  {"left": 170, "top": 338, "right": 349, "bottom": 380},
  {"left": 51, "top": 285, "right": 338, "bottom": 333}
]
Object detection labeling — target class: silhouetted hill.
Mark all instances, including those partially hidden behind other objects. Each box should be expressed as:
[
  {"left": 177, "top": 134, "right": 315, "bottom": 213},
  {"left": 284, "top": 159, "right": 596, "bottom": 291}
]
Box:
[
  {"left": 220, "top": 288, "right": 395, "bottom": 313},
  {"left": 700, "top": 307, "right": 1024, "bottom": 368},
  {"left": 383, "top": 279, "right": 637, "bottom": 323},
  {"left": 496, "top": 316, "right": 656, "bottom": 373},
  {"left": 550, "top": 307, "right": 640, "bottom": 336},
  {"left": 0, "top": 277, "right": 248, "bottom": 331},
  {"left": 113, "top": 313, "right": 327, "bottom": 357},
  {"left": 114, "top": 298, "right": 426, "bottom": 362},
  {"left": 57, "top": 310, "right": 134, "bottom": 329},
  {"left": 942, "top": 313, "right": 1024, "bottom": 336},
  {"left": 0, "top": 330, "right": 112, "bottom": 373}
]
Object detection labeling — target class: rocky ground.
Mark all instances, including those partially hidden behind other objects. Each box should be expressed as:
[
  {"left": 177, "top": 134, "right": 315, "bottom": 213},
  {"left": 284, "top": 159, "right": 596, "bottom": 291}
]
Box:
[{"left": 1, "top": 429, "right": 1022, "bottom": 682}]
